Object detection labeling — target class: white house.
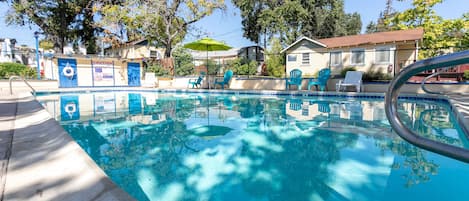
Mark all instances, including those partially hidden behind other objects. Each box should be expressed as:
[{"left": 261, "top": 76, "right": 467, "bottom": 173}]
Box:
[
  {"left": 281, "top": 28, "right": 424, "bottom": 77},
  {"left": 105, "top": 39, "right": 164, "bottom": 60}
]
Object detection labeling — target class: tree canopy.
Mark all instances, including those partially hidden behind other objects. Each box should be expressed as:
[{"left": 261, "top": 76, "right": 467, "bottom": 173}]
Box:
[
  {"left": 385, "top": 0, "right": 469, "bottom": 58},
  {"left": 99, "top": 0, "right": 226, "bottom": 58},
  {"left": 232, "top": 0, "right": 362, "bottom": 46},
  {"left": 2, "top": 0, "right": 111, "bottom": 53}
]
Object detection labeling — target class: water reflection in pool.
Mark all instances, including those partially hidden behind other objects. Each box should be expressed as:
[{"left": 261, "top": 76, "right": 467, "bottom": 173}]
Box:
[{"left": 37, "top": 92, "right": 469, "bottom": 201}]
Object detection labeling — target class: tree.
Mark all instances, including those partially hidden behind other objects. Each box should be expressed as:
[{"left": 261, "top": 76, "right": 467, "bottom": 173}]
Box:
[
  {"left": 228, "top": 58, "right": 257, "bottom": 76},
  {"left": 173, "top": 47, "right": 195, "bottom": 76},
  {"left": 4, "top": 0, "right": 76, "bottom": 53},
  {"left": 344, "top": 13, "right": 362, "bottom": 35},
  {"left": 99, "top": 0, "right": 226, "bottom": 58},
  {"left": 39, "top": 40, "right": 54, "bottom": 50},
  {"left": 366, "top": 0, "right": 396, "bottom": 33},
  {"left": 233, "top": 0, "right": 362, "bottom": 46},
  {"left": 387, "top": 0, "right": 469, "bottom": 58},
  {"left": 265, "top": 38, "right": 285, "bottom": 78},
  {"left": 2, "top": 0, "right": 113, "bottom": 54}
]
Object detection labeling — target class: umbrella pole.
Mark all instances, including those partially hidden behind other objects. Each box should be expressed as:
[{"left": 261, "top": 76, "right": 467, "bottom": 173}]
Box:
[{"left": 207, "top": 46, "right": 210, "bottom": 90}]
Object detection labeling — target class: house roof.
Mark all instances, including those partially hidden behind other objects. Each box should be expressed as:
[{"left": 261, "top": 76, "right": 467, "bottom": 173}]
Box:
[
  {"left": 280, "top": 36, "right": 327, "bottom": 53},
  {"left": 318, "top": 28, "right": 424, "bottom": 48},
  {"left": 281, "top": 28, "right": 424, "bottom": 53}
]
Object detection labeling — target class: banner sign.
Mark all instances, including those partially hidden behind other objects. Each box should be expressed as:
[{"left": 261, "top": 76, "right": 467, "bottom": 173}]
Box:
[{"left": 93, "top": 60, "right": 114, "bottom": 86}]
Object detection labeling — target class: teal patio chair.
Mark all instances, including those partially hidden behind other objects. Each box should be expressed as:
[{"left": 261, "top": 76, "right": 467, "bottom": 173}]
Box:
[
  {"left": 188, "top": 72, "right": 206, "bottom": 88},
  {"left": 213, "top": 70, "right": 233, "bottom": 89},
  {"left": 307, "top": 68, "right": 331, "bottom": 91},
  {"left": 286, "top": 69, "right": 302, "bottom": 90}
]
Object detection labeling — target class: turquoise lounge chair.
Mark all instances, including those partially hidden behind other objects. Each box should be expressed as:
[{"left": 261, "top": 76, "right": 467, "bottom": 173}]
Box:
[
  {"left": 188, "top": 72, "right": 206, "bottom": 88},
  {"left": 213, "top": 70, "right": 233, "bottom": 89},
  {"left": 307, "top": 68, "right": 331, "bottom": 91},
  {"left": 286, "top": 69, "right": 302, "bottom": 90}
]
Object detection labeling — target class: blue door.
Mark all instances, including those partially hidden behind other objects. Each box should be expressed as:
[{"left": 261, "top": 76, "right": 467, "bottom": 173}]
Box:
[
  {"left": 128, "top": 93, "right": 142, "bottom": 115},
  {"left": 127, "top": 62, "right": 141, "bottom": 86},
  {"left": 58, "top": 58, "right": 78, "bottom": 87}
]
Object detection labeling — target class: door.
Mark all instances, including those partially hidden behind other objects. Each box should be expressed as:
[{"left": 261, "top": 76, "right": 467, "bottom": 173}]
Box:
[
  {"left": 127, "top": 62, "right": 141, "bottom": 86},
  {"left": 58, "top": 58, "right": 78, "bottom": 87}
]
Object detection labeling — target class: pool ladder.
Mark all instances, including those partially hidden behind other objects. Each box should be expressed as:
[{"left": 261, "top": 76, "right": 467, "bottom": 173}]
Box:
[
  {"left": 9, "top": 76, "right": 36, "bottom": 96},
  {"left": 385, "top": 50, "right": 469, "bottom": 163}
]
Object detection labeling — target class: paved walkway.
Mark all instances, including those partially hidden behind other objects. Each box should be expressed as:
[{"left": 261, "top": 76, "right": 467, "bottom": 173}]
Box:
[
  {"left": 447, "top": 93, "right": 469, "bottom": 134},
  {"left": 0, "top": 96, "right": 17, "bottom": 201},
  {"left": 0, "top": 93, "right": 134, "bottom": 201}
]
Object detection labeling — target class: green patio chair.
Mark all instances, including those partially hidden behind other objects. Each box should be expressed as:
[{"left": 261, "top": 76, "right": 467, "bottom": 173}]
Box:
[
  {"left": 286, "top": 69, "right": 302, "bottom": 90},
  {"left": 213, "top": 70, "right": 233, "bottom": 89},
  {"left": 188, "top": 72, "right": 206, "bottom": 88},
  {"left": 307, "top": 68, "right": 331, "bottom": 91}
]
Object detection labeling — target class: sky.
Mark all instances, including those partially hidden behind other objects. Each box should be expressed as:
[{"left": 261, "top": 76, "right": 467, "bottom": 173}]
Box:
[{"left": 0, "top": 0, "right": 468, "bottom": 48}]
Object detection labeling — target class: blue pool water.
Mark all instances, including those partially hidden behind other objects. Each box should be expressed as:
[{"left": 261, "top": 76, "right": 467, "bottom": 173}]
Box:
[{"left": 38, "top": 92, "right": 469, "bottom": 201}]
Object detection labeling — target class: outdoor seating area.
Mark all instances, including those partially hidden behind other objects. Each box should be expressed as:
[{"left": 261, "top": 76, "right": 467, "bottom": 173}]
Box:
[
  {"left": 336, "top": 71, "right": 363, "bottom": 92},
  {"left": 213, "top": 70, "right": 233, "bottom": 89},
  {"left": 286, "top": 69, "right": 303, "bottom": 90},
  {"left": 307, "top": 68, "right": 331, "bottom": 91},
  {"left": 188, "top": 72, "right": 205, "bottom": 88}
]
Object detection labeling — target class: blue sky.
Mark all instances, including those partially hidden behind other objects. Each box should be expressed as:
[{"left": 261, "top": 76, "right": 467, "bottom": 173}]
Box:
[{"left": 0, "top": 0, "right": 467, "bottom": 48}]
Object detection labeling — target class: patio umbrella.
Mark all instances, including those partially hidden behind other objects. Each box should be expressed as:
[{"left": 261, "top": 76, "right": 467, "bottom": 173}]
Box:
[{"left": 183, "top": 38, "right": 232, "bottom": 89}]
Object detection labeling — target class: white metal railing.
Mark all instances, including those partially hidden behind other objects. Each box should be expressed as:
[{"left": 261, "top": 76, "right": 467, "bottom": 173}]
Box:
[
  {"left": 385, "top": 50, "right": 469, "bottom": 163},
  {"left": 9, "top": 76, "right": 36, "bottom": 96}
]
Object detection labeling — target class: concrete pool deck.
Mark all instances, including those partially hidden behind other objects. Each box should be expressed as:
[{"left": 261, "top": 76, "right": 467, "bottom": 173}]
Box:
[
  {"left": 0, "top": 88, "right": 468, "bottom": 201},
  {"left": 0, "top": 92, "right": 134, "bottom": 201}
]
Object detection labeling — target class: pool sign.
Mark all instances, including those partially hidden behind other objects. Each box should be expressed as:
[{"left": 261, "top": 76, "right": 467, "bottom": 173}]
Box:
[
  {"left": 58, "top": 58, "right": 78, "bottom": 88},
  {"left": 92, "top": 60, "right": 114, "bottom": 86}
]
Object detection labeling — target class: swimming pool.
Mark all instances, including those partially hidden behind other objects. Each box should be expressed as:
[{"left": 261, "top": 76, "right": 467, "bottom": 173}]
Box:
[{"left": 37, "top": 91, "right": 469, "bottom": 201}]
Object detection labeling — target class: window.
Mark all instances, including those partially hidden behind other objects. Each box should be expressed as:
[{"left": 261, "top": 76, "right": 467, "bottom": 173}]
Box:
[
  {"left": 287, "top": 55, "right": 297, "bottom": 62},
  {"left": 351, "top": 49, "right": 365, "bottom": 65},
  {"left": 150, "top": 50, "right": 161, "bottom": 58},
  {"left": 330, "top": 51, "right": 342, "bottom": 66},
  {"left": 302, "top": 53, "right": 310, "bottom": 64},
  {"left": 375, "top": 47, "right": 391, "bottom": 63}
]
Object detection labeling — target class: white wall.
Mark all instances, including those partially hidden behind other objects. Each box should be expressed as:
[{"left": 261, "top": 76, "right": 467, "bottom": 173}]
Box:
[{"left": 284, "top": 39, "right": 418, "bottom": 76}]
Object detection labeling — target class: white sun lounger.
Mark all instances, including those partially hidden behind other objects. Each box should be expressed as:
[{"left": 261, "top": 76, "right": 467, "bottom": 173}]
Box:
[{"left": 336, "top": 71, "right": 363, "bottom": 92}]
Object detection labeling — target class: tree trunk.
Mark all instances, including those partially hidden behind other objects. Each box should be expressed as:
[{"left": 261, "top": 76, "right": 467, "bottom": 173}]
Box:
[
  {"left": 164, "top": 40, "right": 172, "bottom": 58},
  {"left": 51, "top": 35, "right": 64, "bottom": 54}
]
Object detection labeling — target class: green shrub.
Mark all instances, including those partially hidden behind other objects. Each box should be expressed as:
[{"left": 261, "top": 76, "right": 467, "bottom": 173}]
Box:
[
  {"left": 203, "top": 59, "right": 219, "bottom": 75},
  {"left": 464, "top": 70, "right": 469, "bottom": 80},
  {"left": 0, "top": 62, "right": 37, "bottom": 79},
  {"left": 362, "top": 68, "right": 392, "bottom": 81},
  {"left": 228, "top": 58, "right": 257, "bottom": 76},
  {"left": 265, "top": 38, "right": 285, "bottom": 78},
  {"left": 147, "top": 63, "right": 170, "bottom": 76},
  {"left": 340, "top": 67, "right": 357, "bottom": 77},
  {"left": 173, "top": 47, "right": 195, "bottom": 76}
]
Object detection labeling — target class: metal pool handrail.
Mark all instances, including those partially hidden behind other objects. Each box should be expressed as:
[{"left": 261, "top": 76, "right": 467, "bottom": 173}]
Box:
[
  {"left": 385, "top": 50, "right": 469, "bottom": 163},
  {"left": 9, "top": 76, "right": 36, "bottom": 96},
  {"left": 421, "top": 70, "right": 465, "bottom": 95}
]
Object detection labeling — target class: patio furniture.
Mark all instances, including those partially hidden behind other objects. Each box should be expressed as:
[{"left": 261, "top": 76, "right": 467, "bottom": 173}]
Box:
[
  {"left": 286, "top": 69, "right": 302, "bottom": 90},
  {"left": 336, "top": 71, "right": 363, "bottom": 92},
  {"left": 188, "top": 72, "right": 206, "bottom": 88},
  {"left": 307, "top": 68, "right": 331, "bottom": 91},
  {"left": 213, "top": 70, "right": 233, "bottom": 89},
  {"left": 289, "top": 99, "right": 302, "bottom": 111}
]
